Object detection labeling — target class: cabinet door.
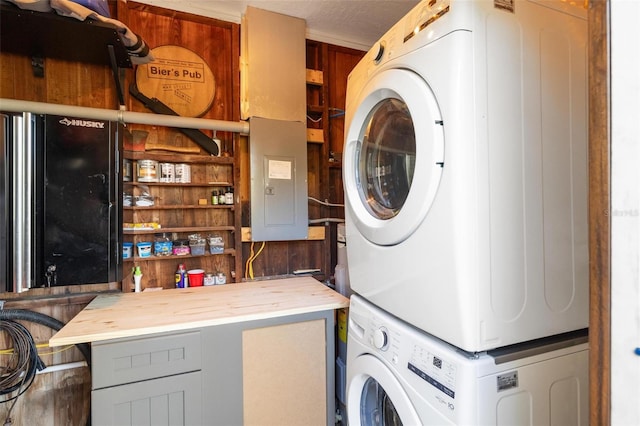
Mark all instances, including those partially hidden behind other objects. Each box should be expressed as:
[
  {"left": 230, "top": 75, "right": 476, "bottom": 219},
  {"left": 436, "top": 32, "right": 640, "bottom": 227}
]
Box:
[
  {"left": 42, "top": 114, "right": 121, "bottom": 285},
  {"left": 92, "top": 371, "right": 202, "bottom": 426}
]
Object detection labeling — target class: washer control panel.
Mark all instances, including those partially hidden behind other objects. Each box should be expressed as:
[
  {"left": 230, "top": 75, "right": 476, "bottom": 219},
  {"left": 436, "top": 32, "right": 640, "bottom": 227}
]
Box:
[{"left": 349, "top": 295, "right": 462, "bottom": 423}]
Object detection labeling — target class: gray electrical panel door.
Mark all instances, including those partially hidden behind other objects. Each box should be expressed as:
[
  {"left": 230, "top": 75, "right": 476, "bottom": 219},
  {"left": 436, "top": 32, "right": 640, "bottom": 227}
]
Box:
[{"left": 249, "top": 117, "right": 308, "bottom": 241}]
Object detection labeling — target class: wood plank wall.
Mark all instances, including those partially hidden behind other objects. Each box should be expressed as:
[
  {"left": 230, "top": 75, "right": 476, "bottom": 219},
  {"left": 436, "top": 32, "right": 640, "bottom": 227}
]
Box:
[
  {"left": 1, "top": 7, "right": 123, "bottom": 423},
  {"left": 116, "top": 1, "right": 242, "bottom": 287},
  {"left": 1, "top": 2, "right": 362, "bottom": 423},
  {"left": 2, "top": 1, "right": 613, "bottom": 424},
  {"left": 240, "top": 42, "right": 364, "bottom": 281}
]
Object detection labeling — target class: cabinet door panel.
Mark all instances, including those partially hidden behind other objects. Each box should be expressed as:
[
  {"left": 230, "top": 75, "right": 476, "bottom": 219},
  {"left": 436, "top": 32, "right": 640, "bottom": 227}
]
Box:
[
  {"left": 92, "top": 331, "right": 202, "bottom": 389},
  {"left": 92, "top": 371, "right": 202, "bottom": 425}
]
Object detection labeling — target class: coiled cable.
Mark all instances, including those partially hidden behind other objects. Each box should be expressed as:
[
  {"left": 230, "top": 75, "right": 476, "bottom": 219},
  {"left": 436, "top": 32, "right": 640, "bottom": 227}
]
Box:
[
  {"left": 0, "top": 309, "right": 92, "bottom": 426},
  {"left": 0, "top": 319, "right": 46, "bottom": 422}
]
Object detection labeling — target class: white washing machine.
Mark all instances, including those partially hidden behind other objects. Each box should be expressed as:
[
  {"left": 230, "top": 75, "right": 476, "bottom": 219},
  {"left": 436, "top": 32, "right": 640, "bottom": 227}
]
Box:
[
  {"left": 342, "top": 0, "right": 589, "bottom": 352},
  {"left": 346, "top": 294, "right": 589, "bottom": 425}
]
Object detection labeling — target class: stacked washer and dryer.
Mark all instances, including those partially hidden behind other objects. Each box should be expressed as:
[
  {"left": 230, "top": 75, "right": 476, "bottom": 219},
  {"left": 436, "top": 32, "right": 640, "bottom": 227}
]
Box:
[{"left": 342, "top": 0, "right": 589, "bottom": 424}]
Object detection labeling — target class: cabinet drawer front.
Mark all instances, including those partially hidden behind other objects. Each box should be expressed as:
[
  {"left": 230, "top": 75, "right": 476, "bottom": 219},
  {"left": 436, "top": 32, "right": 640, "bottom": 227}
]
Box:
[
  {"left": 92, "top": 370, "right": 202, "bottom": 425},
  {"left": 92, "top": 331, "right": 201, "bottom": 389}
]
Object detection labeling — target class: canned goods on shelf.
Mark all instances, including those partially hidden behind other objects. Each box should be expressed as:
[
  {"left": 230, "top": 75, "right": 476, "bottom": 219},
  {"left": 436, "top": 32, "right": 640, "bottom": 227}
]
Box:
[
  {"left": 137, "top": 159, "right": 159, "bottom": 182},
  {"left": 123, "top": 159, "right": 132, "bottom": 182},
  {"left": 204, "top": 273, "right": 216, "bottom": 286},
  {"left": 175, "top": 163, "right": 191, "bottom": 183},
  {"left": 159, "top": 162, "right": 175, "bottom": 183}
]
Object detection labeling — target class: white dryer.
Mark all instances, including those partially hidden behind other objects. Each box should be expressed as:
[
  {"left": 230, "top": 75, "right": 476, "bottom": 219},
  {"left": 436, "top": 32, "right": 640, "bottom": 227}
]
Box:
[
  {"left": 346, "top": 294, "right": 589, "bottom": 425},
  {"left": 343, "top": 0, "right": 589, "bottom": 352}
]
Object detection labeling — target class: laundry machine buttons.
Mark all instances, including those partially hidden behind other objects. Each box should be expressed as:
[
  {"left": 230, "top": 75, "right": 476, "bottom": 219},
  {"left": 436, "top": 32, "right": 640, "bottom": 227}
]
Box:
[{"left": 373, "top": 327, "right": 389, "bottom": 350}]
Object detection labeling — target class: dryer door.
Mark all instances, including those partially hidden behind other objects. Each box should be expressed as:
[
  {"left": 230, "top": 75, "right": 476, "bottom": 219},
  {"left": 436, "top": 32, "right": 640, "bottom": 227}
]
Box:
[
  {"left": 347, "top": 354, "right": 421, "bottom": 425},
  {"left": 343, "top": 68, "right": 444, "bottom": 246}
]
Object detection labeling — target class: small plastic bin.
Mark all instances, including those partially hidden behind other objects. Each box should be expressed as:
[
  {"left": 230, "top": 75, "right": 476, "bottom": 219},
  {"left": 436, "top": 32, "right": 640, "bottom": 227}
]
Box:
[
  {"left": 136, "top": 242, "right": 152, "bottom": 258},
  {"left": 207, "top": 236, "right": 224, "bottom": 254},
  {"left": 122, "top": 242, "right": 133, "bottom": 259},
  {"left": 189, "top": 239, "right": 206, "bottom": 256}
]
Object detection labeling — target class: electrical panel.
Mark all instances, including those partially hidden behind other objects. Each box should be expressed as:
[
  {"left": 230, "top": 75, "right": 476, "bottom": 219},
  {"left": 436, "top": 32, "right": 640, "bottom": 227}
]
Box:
[{"left": 249, "top": 117, "right": 308, "bottom": 241}]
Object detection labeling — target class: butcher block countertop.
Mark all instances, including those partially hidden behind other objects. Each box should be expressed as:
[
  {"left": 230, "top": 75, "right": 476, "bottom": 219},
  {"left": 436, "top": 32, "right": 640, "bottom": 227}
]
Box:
[{"left": 49, "top": 276, "right": 349, "bottom": 347}]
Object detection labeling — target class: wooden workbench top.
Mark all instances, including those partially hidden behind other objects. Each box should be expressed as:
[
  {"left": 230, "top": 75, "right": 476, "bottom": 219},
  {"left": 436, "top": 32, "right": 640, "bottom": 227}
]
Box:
[{"left": 49, "top": 277, "right": 349, "bottom": 346}]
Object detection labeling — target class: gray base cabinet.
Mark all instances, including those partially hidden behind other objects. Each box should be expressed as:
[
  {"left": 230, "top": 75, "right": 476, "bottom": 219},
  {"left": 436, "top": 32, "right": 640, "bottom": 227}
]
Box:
[
  {"left": 90, "top": 310, "right": 335, "bottom": 426},
  {"left": 92, "top": 371, "right": 203, "bottom": 425}
]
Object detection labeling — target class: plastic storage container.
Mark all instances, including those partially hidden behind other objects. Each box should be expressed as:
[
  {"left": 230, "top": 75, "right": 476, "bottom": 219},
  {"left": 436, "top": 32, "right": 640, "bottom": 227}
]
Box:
[
  {"left": 154, "top": 233, "right": 173, "bottom": 256},
  {"left": 122, "top": 242, "right": 133, "bottom": 259},
  {"left": 173, "top": 239, "right": 190, "bottom": 256},
  {"left": 189, "top": 238, "right": 206, "bottom": 256},
  {"left": 136, "top": 242, "right": 152, "bottom": 258},
  {"left": 207, "top": 235, "right": 224, "bottom": 254}
]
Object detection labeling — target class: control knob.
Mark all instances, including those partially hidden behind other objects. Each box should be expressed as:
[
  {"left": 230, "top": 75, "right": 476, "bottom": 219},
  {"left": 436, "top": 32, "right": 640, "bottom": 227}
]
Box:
[
  {"left": 372, "top": 41, "right": 385, "bottom": 63},
  {"left": 373, "top": 327, "right": 388, "bottom": 350}
]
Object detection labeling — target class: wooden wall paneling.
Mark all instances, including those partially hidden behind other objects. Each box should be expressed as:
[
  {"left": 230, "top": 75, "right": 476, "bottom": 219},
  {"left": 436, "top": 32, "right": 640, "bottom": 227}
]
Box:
[
  {"left": 0, "top": 54, "right": 118, "bottom": 108},
  {"left": 588, "top": 0, "right": 611, "bottom": 425},
  {"left": 240, "top": 41, "right": 363, "bottom": 281},
  {"left": 0, "top": 293, "right": 106, "bottom": 425},
  {"left": 0, "top": 53, "right": 16, "bottom": 97},
  {"left": 326, "top": 45, "right": 364, "bottom": 274},
  {"left": 122, "top": 2, "right": 238, "bottom": 123},
  {"left": 117, "top": 1, "right": 242, "bottom": 286},
  {"left": 318, "top": 42, "right": 333, "bottom": 280},
  {"left": 327, "top": 46, "right": 365, "bottom": 157},
  {"left": 1, "top": 10, "right": 124, "bottom": 423}
]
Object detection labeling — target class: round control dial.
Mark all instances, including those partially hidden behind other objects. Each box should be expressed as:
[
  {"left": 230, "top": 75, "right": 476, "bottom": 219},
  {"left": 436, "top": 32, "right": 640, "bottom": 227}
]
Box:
[
  {"left": 373, "top": 327, "right": 388, "bottom": 350},
  {"left": 372, "top": 41, "right": 385, "bottom": 63}
]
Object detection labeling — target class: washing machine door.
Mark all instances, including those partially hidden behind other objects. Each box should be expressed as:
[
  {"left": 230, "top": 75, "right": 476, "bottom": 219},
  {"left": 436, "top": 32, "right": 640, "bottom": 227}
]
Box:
[
  {"left": 347, "top": 354, "right": 421, "bottom": 425},
  {"left": 344, "top": 68, "right": 444, "bottom": 246}
]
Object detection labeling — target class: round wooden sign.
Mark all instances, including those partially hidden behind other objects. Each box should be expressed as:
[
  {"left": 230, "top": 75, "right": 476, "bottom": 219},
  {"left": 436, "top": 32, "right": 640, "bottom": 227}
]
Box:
[{"left": 135, "top": 45, "right": 215, "bottom": 117}]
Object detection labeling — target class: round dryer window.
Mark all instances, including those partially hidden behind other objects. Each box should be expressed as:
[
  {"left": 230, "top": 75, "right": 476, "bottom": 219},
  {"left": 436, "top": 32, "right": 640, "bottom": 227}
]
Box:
[
  {"left": 347, "top": 354, "right": 421, "bottom": 425},
  {"left": 344, "top": 69, "right": 444, "bottom": 246}
]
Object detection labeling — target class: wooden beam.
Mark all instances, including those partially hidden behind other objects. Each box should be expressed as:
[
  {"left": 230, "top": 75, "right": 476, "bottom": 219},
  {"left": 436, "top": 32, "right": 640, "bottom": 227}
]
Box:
[{"left": 241, "top": 226, "right": 325, "bottom": 242}]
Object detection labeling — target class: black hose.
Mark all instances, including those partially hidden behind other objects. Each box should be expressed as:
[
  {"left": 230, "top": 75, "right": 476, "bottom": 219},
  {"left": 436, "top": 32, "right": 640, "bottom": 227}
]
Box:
[
  {"left": 0, "top": 320, "right": 44, "bottom": 400},
  {"left": 0, "top": 309, "right": 91, "bottom": 366},
  {"left": 0, "top": 309, "right": 92, "bottom": 426}
]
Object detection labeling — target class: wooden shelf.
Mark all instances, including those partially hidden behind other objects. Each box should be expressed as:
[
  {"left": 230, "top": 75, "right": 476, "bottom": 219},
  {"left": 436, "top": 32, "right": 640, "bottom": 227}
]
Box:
[
  {"left": 124, "top": 151, "right": 234, "bottom": 164},
  {"left": 125, "top": 205, "right": 234, "bottom": 210},
  {"left": 306, "top": 69, "right": 324, "bottom": 85},
  {"left": 124, "top": 143, "right": 240, "bottom": 284},
  {"left": 124, "top": 248, "right": 236, "bottom": 263},
  {"left": 0, "top": 2, "right": 132, "bottom": 68},
  {"left": 241, "top": 226, "right": 325, "bottom": 242},
  {"left": 124, "top": 181, "right": 232, "bottom": 187},
  {"left": 307, "top": 128, "right": 324, "bottom": 144},
  {"left": 125, "top": 226, "right": 235, "bottom": 235}
]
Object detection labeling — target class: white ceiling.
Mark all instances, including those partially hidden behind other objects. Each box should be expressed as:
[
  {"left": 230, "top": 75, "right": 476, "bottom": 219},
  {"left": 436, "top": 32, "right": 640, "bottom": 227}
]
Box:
[{"left": 134, "top": 0, "right": 421, "bottom": 51}]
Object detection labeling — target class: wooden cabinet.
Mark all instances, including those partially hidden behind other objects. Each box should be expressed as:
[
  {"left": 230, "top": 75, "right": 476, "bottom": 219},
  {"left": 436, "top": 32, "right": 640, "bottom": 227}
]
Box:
[
  {"left": 89, "top": 311, "right": 336, "bottom": 426},
  {"left": 122, "top": 145, "right": 241, "bottom": 289},
  {"left": 92, "top": 371, "right": 203, "bottom": 425},
  {"left": 91, "top": 330, "right": 203, "bottom": 425}
]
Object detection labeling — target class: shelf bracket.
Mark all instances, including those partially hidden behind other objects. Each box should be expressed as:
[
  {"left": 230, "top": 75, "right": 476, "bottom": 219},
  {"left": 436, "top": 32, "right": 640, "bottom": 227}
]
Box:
[{"left": 31, "top": 55, "right": 44, "bottom": 78}]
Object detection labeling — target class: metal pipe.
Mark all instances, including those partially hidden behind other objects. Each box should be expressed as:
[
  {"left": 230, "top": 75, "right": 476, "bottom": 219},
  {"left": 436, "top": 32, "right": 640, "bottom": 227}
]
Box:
[
  {"left": 36, "top": 361, "right": 88, "bottom": 375},
  {"left": 0, "top": 98, "right": 250, "bottom": 135},
  {"left": 12, "top": 114, "right": 30, "bottom": 293}
]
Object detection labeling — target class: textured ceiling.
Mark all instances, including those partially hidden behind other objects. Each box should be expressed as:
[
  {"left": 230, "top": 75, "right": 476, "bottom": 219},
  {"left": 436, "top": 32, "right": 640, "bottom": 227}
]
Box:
[{"left": 135, "top": 0, "right": 421, "bottom": 51}]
